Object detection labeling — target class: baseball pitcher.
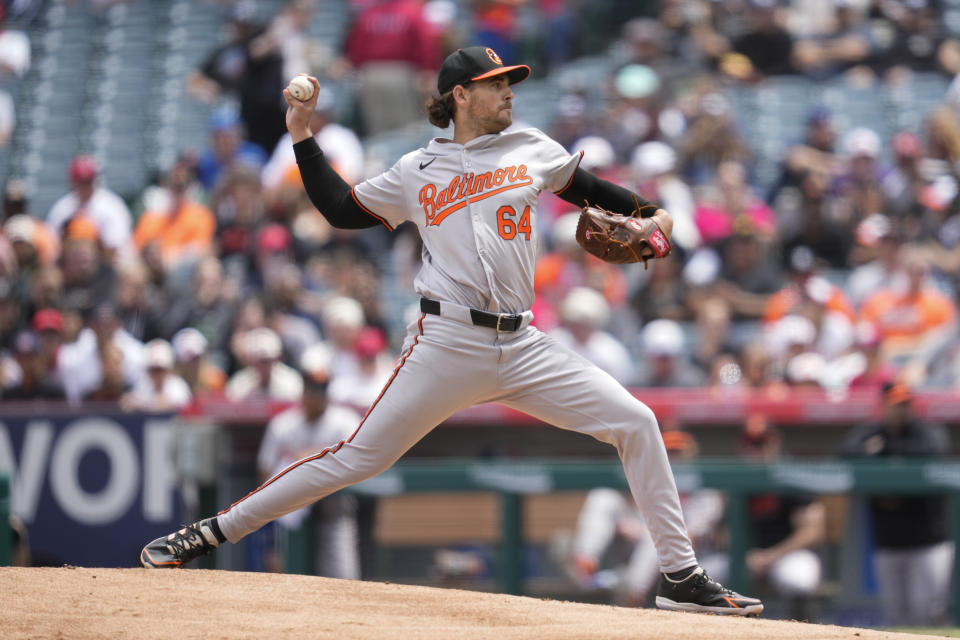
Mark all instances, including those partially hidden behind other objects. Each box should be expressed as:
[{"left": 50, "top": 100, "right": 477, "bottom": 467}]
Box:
[{"left": 140, "top": 46, "right": 762, "bottom": 616}]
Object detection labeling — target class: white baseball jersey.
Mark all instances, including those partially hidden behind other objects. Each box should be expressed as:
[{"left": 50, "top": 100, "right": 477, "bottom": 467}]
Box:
[{"left": 353, "top": 128, "right": 582, "bottom": 313}]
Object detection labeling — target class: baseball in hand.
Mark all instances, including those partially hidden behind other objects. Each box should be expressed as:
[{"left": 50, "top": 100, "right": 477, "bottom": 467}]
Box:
[{"left": 287, "top": 76, "right": 314, "bottom": 101}]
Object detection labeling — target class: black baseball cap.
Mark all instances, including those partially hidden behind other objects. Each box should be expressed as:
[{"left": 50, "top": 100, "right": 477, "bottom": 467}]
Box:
[{"left": 437, "top": 46, "right": 530, "bottom": 95}]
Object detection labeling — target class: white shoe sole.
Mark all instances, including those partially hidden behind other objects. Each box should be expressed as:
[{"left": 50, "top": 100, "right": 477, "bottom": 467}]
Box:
[{"left": 656, "top": 596, "right": 764, "bottom": 617}]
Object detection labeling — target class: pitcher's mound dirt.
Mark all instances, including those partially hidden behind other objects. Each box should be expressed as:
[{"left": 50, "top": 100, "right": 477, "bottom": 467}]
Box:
[{"left": 0, "top": 567, "right": 942, "bottom": 639}]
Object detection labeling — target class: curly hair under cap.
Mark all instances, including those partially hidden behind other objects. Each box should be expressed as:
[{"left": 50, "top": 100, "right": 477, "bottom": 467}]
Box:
[{"left": 426, "top": 91, "right": 457, "bottom": 129}]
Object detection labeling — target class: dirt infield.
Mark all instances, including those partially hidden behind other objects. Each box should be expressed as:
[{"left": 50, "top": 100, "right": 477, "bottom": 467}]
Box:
[{"left": 0, "top": 567, "right": 943, "bottom": 639}]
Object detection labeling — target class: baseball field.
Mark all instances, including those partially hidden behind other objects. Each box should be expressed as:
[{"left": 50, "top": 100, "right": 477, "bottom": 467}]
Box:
[{"left": 0, "top": 567, "right": 945, "bottom": 639}]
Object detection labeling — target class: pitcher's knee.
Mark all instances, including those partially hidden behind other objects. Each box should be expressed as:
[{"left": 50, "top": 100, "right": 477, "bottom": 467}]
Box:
[
  {"left": 635, "top": 402, "right": 659, "bottom": 430},
  {"left": 608, "top": 402, "right": 660, "bottom": 446}
]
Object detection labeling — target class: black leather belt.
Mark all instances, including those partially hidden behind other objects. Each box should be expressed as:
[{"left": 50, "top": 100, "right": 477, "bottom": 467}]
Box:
[{"left": 420, "top": 298, "right": 524, "bottom": 332}]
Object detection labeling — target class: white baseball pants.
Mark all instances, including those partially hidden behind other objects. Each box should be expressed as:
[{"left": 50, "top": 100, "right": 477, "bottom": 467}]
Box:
[
  {"left": 217, "top": 311, "right": 698, "bottom": 573},
  {"left": 874, "top": 541, "right": 953, "bottom": 626}
]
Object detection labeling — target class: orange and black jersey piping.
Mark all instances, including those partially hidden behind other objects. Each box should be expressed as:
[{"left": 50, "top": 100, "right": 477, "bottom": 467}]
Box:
[{"left": 293, "top": 137, "right": 659, "bottom": 231}]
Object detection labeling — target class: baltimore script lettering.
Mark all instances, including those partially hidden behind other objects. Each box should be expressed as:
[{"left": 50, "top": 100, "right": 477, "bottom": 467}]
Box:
[{"left": 418, "top": 164, "right": 533, "bottom": 226}]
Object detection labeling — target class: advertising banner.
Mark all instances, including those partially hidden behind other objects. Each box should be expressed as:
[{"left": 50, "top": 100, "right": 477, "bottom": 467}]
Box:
[{"left": 0, "top": 412, "right": 180, "bottom": 567}]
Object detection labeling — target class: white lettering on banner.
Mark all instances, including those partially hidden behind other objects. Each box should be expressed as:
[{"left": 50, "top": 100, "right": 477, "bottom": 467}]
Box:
[
  {"left": 0, "top": 417, "right": 177, "bottom": 525},
  {"left": 50, "top": 419, "right": 139, "bottom": 525},
  {"left": 0, "top": 420, "right": 53, "bottom": 522},
  {"left": 143, "top": 420, "right": 175, "bottom": 521}
]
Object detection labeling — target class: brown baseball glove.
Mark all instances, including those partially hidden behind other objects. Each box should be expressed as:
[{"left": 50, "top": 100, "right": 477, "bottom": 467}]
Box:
[{"left": 575, "top": 197, "right": 672, "bottom": 268}]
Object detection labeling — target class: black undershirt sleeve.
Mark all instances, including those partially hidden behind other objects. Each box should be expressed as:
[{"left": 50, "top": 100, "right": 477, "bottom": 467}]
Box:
[
  {"left": 555, "top": 167, "right": 659, "bottom": 217},
  {"left": 293, "top": 137, "right": 381, "bottom": 230}
]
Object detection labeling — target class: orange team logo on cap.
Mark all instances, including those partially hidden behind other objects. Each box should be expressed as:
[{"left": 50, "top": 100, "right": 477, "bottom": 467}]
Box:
[{"left": 485, "top": 48, "right": 502, "bottom": 66}]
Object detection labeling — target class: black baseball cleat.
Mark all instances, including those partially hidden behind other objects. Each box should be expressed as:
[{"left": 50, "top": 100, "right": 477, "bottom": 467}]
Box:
[
  {"left": 655, "top": 567, "right": 764, "bottom": 616},
  {"left": 140, "top": 518, "right": 224, "bottom": 568}
]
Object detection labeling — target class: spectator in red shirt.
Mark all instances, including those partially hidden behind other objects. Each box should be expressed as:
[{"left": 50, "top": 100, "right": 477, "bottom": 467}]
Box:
[{"left": 343, "top": 0, "right": 441, "bottom": 135}]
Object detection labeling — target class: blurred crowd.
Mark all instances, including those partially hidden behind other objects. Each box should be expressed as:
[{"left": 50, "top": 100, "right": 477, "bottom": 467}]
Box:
[{"left": 2, "top": 0, "right": 960, "bottom": 408}]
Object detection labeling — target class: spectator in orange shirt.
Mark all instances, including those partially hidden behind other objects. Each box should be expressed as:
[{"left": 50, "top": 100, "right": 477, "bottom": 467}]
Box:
[
  {"left": 763, "top": 245, "right": 854, "bottom": 326},
  {"left": 859, "top": 250, "right": 956, "bottom": 378},
  {"left": 133, "top": 160, "right": 215, "bottom": 269}
]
